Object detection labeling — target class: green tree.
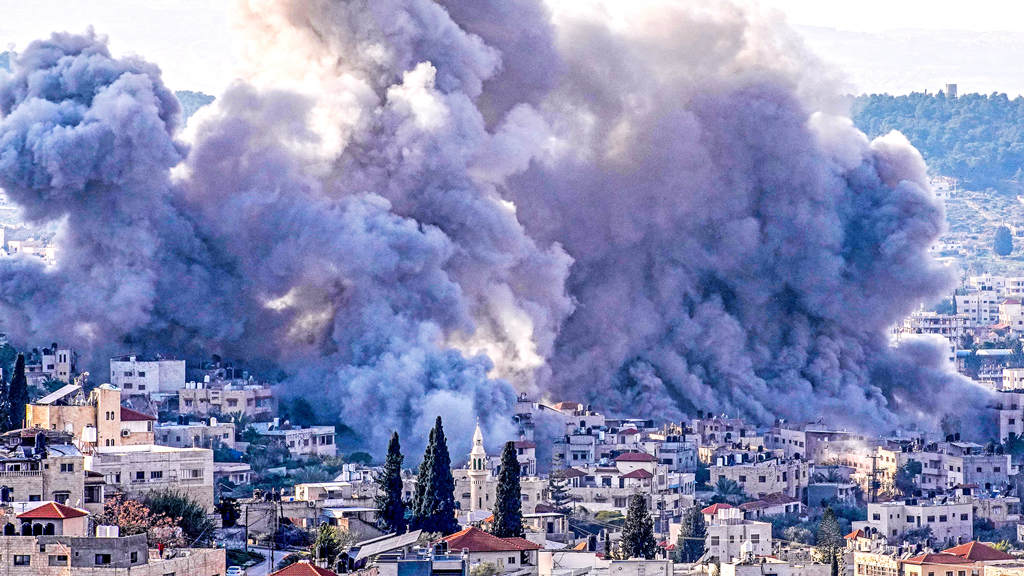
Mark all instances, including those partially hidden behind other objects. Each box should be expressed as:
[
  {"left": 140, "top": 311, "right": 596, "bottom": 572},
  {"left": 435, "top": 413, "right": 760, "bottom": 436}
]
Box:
[
  {"left": 375, "top": 432, "right": 408, "bottom": 534},
  {"left": 712, "top": 476, "right": 745, "bottom": 504},
  {"left": 470, "top": 562, "right": 502, "bottom": 576},
  {"left": 995, "top": 225, "right": 1014, "bottom": 256},
  {"left": 548, "top": 471, "right": 572, "bottom": 513},
  {"left": 492, "top": 441, "right": 524, "bottom": 538},
  {"left": 816, "top": 507, "right": 844, "bottom": 570},
  {"left": 894, "top": 461, "right": 923, "bottom": 497},
  {"left": 311, "top": 523, "right": 351, "bottom": 567},
  {"left": 674, "top": 504, "right": 706, "bottom": 562},
  {"left": 620, "top": 494, "right": 656, "bottom": 559},
  {"left": 143, "top": 490, "right": 216, "bottom": 545},
  {"left": 412, "top": 417, "right": 459, "bottom": 534},
  {"left": 8, "top": 354, "right": 28, "bottom": 429}
]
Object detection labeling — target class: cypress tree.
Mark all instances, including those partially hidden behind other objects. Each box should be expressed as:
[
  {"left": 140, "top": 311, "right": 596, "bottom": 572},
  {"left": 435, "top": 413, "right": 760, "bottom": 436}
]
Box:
[
  {"left": 411, "top": 427, "right": 436, "bottom": 530},
  {"left": 548, "top": 471, "right": 572, "bottom": 514},
  {"left": 8, "top": 354, "right": 27, "bottom": 430},
  {"left": 620, "top": 493, "right": 656, "bottom": 559},
  {"left": 817, "top": 507, "right": 844, "bottom": 570},
  {"left": 492, "top": 441, "right": 524, "bottom": 537},
  {"left": 0, "top": 378, "right": 11, "bottom": 434},
  {"left": 375, "top": 432, "right": 408, "bottom": 534},
  {"left": 675, "top": 504, "right": 706, "bottom": 562},
  {"left": 412, "top": 417, "right": 459, "bottom": 535}
]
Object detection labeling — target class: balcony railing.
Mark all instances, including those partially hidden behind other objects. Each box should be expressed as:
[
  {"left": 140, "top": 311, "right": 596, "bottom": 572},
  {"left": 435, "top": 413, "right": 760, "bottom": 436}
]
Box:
[{"left": 0, "top": 470, "right": 41, "bottom": 478}]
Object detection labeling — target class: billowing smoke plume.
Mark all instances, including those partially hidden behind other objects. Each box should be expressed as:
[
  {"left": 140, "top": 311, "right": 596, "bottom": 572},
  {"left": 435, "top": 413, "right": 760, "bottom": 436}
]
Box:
[{"left": 0, "top": 0, "right": 994, "bottom": 454}]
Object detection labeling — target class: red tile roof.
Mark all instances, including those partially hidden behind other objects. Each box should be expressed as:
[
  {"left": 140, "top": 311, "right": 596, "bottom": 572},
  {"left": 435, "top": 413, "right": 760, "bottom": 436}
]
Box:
[
  {"left": 942, "top": 541, "right": 1015, "bottom": 562},
  {"left": 614, "top": 452, "right": 657, "bottom": 462},
  {"left": 120, "top": 406, "right": 155, "bottom": 421},
  {"left": 443, "top": 527, "right": 541, "bottom": 552},
  {"left": 618, "top": 428, "right": 641, "bottom": 435},
  {"left": 845, "top": 529, "right": 864, "bottom": 540},
  {"left": 562, "top": 468, "right": 587, "bottom": 478},
  {"left": 701, "top": 503, "right": 733, "bottom": 515},
  {"left": 738, "top": 500, "right": 769, "bottom": 510},
  {"left": 270, "top": 562, "right": 340, "bottom": 576},
  {"left": 621, "top": 469, "right": 654, "bottom": 479},
  {"left": 903, "top": 554, "right": 974, "bottom": 566},
  {"left": 552, "top": 402, "right": 582, "bottom": 412},
  {"left": 1004, "top": 299, "right": 1021, "bottom": 305},
  {"left": 17, "top": 502, "right": 88, "bottom": 519}
]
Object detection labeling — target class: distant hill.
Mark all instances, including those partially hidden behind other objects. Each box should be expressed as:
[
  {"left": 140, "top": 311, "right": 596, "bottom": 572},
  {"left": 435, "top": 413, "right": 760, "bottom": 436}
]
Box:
[
  {"left": 0, "top": 51, "right": 212, "bottom": 120},
  {"left": 852, "top": 92, "right": 1024, "bottom": 191}
]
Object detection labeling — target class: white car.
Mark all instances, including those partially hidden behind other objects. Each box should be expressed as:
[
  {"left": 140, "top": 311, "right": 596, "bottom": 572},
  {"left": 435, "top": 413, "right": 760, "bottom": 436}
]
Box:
[{"left": 227, "top": 566, "right": 246, "bottom": 576}]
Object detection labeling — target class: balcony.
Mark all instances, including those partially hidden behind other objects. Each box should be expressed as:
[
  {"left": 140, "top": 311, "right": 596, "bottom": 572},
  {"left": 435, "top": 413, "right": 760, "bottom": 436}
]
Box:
[{"left": 0, "top": 470, "right": 41, "bottom": 478}]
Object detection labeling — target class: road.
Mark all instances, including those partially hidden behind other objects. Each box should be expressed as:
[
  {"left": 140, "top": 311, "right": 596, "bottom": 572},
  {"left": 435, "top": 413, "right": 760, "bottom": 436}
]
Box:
[{"left": 236, "top": 546, "right": 275, "bottom": 576}]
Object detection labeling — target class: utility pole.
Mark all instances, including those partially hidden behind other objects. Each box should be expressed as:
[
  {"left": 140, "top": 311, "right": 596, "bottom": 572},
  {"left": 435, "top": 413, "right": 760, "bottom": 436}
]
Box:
[
  {"left": 868, "top": 453, "right": 879, "bottom": 503},
  {"left": 244, "top": 503, "right": 249, "bottom": 552}
]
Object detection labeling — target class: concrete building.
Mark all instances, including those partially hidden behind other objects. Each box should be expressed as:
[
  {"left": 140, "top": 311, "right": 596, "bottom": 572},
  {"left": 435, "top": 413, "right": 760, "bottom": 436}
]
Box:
[
  {"left": 440, "top": 527, "right": 540, "bottom": 573},
  {"left": 722, "top": 558, "right": 829, "bottom": 576},
  {"left": 156, "top": 419, "right": 235, "bottom": 450},
  {"left": 956, "top": 292, "right": 1001, "bottom": 327},
  {"left": 214, "top": 462, "right": 252, "bottom": 487},
  {"left": 250, "top": 421, "right": 336, "bottom": 458},
  {"left": 25, "top": 345, "right": 75, "bottom": 384},
  {"left": 711, "top": 457, "right": 809, "bottom": 500},
  {"left": 854, "top": 500, "right": 973, "bottom": 545},
  {"left": 899, "top": 311, "right": 969, "bottom": 344},
  {"left": 26, "top": 385, "right": 155, "bottom": 453},
  {"left": 109, "top": 355, "right": 186, "bottom": 395},
  {"left": 178, "top": 379, "right": 275, "bottom": 419},
  {"left": 705, "top": 507, "right": 772, "bottom": 563},
  {"left": 0, "top": 430, "right": 102, "bottom": 514},
  {"left": 84, "top": 444, "right": 215, "bottom": 512}
]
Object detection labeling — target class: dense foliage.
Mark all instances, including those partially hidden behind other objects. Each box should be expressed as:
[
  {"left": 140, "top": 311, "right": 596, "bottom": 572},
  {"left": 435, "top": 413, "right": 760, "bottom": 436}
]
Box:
[
  {"left": 620, "top": 494, "right": 656, "bottom": 560},
  {"left": 995, "top": 225, "right": 1015, "bottom": 255},
  {"left": 375, "top": 432, "right": 407, "bottom": 534},
  {"left": 817, "top": 507, "right": 844, "bottom": 570},
  {"left": 674, "top": 504, "right": 707, "bottom": 563},
  {"left": 852, "top": 91, "right": 1024, "bottom": 190},
  {"left": 491, "top": 441, "right": 524, "bottom": 538},
  {"left": 411, "top": 417, "right": 459, "bottom": 535}
]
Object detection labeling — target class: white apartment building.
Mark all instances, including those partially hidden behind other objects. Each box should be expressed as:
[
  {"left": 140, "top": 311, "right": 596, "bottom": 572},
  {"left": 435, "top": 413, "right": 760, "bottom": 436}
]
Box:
[
  {"left": 996, "top": 391, "right": 1024, "bottom": 442},
  {"left": 900, "top": 311, "right": 968, "bottom": 344},
  {"left": 84, "top": 444, "right": 215, "bottom": 511},
  {"left": 109, "top": 355, "right": 186, "bottom": 395},
  {"left": 854, "top": 500, "right": 972, "bottom": 545},
  {"left": 705, "top": 508, "right": 772, "bottom": 563},
  {"left": 251, "top": 421, "right": 336, "bottom": 458},
  {"left": 957, "top": 292, "right": 1002, "bottom": 326},
  {"left": 970, "top": 274, "right": 1006, "bottom": 294}
]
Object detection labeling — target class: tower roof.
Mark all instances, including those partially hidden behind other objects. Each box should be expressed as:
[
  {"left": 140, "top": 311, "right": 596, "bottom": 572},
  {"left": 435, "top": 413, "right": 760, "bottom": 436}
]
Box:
[{"left": 471, "top": 421, "right": 486, "bottom": 457}]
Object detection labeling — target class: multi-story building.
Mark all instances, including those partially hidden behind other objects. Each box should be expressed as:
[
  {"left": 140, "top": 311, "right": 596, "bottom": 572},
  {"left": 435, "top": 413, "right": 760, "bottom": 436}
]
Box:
[
  {"left": 214, "top": 462, "right": 252, "bottom": 487},
  {"left": 956, "top": 292, "right": 1001, "bottom": 326},
  {"left": 25, "top": 345, "right": 75, "bottom": 384},
  {"left": 250, "top": 421, "right": 336, "bottom": 458},
  {"left": 899, "top": 311, "right": 969, "bottom": 344},
  {"left": 0, "top": 429, "right": 103, "bottom": 514},
  {"left": 704, "top": 507, "right": 772, "bottom": 563},
  {"left": 996, "top": 391, "right": 1024, "bottom": 442},
  {"left": 84, "top": 444, "right": 215, "bottom": 512},
  {"left": 711, "top": 457, "right": 810, "bottom": 500},
  {"left": 854, "top": 500, "right": 973, "bottom": 545},
  {"left": 109, "top": 355, "right": 186, "bottom": 395},
  {"left": 0, "top": 503, "right": 225, "bottom": 575},
  {"left": 156, "top": 419, "right": 236, "bottom": 450},
  {"left": 26, "top": 385, "right": 155, "bottom": 453},
  {"left": 178, "top": 379, "right": 275, "bottom": 419}
]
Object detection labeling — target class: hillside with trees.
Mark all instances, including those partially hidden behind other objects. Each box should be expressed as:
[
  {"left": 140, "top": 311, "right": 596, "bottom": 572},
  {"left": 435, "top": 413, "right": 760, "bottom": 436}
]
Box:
[{"left": 852, "top": 91, "right": 1024, "bottom": 191}]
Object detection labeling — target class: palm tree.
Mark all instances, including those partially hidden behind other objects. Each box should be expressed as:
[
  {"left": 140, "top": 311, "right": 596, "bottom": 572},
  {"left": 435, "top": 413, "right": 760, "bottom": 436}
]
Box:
[{"left": 713, "top": 477, "right": 745, "bottom": 503}]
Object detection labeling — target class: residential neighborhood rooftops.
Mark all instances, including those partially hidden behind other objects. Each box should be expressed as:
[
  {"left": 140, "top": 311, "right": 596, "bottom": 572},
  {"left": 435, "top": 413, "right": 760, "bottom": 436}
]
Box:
[
  {"left": 701, "top": 503, "right": 733, "bottom": 515},
  {"left": 16, "top": 502, "right": 88, "bottom": 520},
  {"left": 442, "top": 527, "right": 542, "bottom": 552},
  {"left": 942, "top": 541, "right": 1015, "bottom": 561},
  {"left": 903, "top": 554, "right": 974, "bottom": 565},
  {"left": 620, "top": 469, "right": 654, "bottom": 479},
  {"left": 270, "top": 561, "right": 340, "bottom": 576},
  {"left": 614, "top": 452, "right": 657, "bottom": 462}
]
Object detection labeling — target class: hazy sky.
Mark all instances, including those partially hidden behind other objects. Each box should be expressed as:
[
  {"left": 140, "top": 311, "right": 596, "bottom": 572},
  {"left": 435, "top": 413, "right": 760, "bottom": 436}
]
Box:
[
  {"left": 759, "top": 0, "right": 1024, "bottom": 33},
  {"left": 2, "top": 0, "right": 1024, "bottom": 96}
]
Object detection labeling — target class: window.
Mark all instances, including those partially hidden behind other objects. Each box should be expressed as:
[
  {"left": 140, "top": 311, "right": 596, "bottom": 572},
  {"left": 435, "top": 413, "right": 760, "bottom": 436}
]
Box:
[
  {"left": 131, "top": 551, "right": 138, "bottom": 563},
  {"left": 136, "top": 471, "right": 145, "bottom": 481},
  {"left": 710, "top": 536, "right": 720, "bottom": 546},
  {"left": 729, "top": 535, "right": 735, "bottom": 543},
  {"left": 759, "top": 476, "right": 766, "bottom": 483},
  {"left": 14, "top": 555, "right": 29, "bottom": 566},
  {"left": 927, "top": 516, "right": 935, "bottom": 522},
  {"left": 509, "top": 557, "right": 517, "bottom": 564},
  {"left": 124, "top": 371, "right": 133, "bottom": 377},
  {"left": 183, "top": 469, "right": 203, "bottom": 479},
  {"left": 977, "top": 468, "right": 983, "bottom": 473},
  {"left": 124, "top": 383, "right": 133, "bottom": 389},
  {"left": 138, "top": 371, "right": 146, "bottom": 377},
  {"left": 995, "top": 467, "right": 1001, "bottom": 472},
  {"left": 28, "top": 495, "right": 40, "bottom": 502},
  {"left": 95, "top": 554, "right": 111, "bottom": 565},
  {"left": 151, "top": 471, "right": 163, "bottom": 479},
  {"left": 48, "top": 555, "right": 68, "bottom": 566},
  {"left": 939, "top": 515, "right": 947, "bottom": 522},
  {"left": 60, "top": 463, "right": 73, "bottom": 473},
  {"left": 53, "top": 492, "right": 70, "bottom": 505},
  {"left": 138, "top": 385, "right": 145, "bottom": 391},
  {"left": 873, "top": 513, "right": 881, "bottom": 521},
  {"left": 750, "top": 534, "right": 760, "bottom": 543},
  {"left": 739, "top": 476, "right": 746, "bottom": 483},
  {"left": 961, "top": 514, "right": 969, "bottom": 520},
  {"left": 227, "top": 399, "right": 238, "bottom": 407}
]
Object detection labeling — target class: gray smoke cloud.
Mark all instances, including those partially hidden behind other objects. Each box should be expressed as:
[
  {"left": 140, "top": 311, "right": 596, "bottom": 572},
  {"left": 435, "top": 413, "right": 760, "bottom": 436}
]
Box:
[{"left": 0, "top": 0, "right": 995, "bottom": 455}]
